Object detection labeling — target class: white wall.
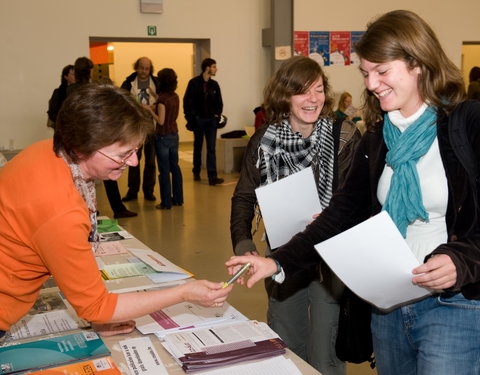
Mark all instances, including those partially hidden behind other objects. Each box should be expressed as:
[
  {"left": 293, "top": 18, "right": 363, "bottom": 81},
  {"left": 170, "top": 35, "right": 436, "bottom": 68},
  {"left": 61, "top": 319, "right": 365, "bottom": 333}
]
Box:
[
  {"left": 294, "top": 0, "right": 480, "bottom": 109},
  {"left": 2, "top": 0, "right": 480, "bottom": 150},
  {"left": 0, "top": 0, "right": 270, "bottom": 150}
]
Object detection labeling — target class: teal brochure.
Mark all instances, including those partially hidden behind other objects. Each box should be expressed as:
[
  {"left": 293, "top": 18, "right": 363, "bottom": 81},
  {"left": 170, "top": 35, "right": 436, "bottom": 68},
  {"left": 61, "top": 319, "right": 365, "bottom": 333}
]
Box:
[{"left": 0, "top": 331, "right": 110, "bottom": 374}]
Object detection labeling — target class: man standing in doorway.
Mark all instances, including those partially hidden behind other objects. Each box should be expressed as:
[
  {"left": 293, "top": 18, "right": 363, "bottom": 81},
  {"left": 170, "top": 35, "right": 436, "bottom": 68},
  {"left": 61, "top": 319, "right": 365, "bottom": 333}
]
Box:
[
  {"left": 183, "top": 58, "right": 224, "bottom": 185},
  {"left": 121, "top": 57, "right": 158, "bottom": 202}
]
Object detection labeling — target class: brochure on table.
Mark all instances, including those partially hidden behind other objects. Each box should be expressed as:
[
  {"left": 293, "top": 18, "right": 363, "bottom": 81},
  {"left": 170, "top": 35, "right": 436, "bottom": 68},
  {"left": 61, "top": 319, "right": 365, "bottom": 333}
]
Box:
[
  {"left": 134, "top": 301, "right": 247, "bottom": 337},
  {"left": 5, "top": 289, "right": 89, "bottom": 342},
  {"left": 161, "top": 320, "right": 287, "bottom": 373},
  {"left": 0, "top": 331, "right": 109, "bottom": 374}
]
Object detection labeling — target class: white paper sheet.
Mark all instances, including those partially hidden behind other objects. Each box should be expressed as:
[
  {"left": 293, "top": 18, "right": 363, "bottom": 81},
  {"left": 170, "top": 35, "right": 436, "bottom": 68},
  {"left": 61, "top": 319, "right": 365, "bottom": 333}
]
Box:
[
  {"left": 119, "top": 337, "right": 168, "bottom": 375},
  {"left": 315, "top": 211, "right": 432, "bottom": 310},
  {"left": 255, "top": 167, "right": 322, "bottom": 248}
]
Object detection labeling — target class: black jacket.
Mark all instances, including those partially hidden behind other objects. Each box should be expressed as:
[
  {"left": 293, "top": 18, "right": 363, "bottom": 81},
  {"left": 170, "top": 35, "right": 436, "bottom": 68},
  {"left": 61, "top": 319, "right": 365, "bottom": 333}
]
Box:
[
  {"left": 183, "top": 75, "right": 223, "bottom": 122},
  {"left": 272, "top": 101, "right": 480, "bottom": 300},
  {"left": 120, "top": 72, "right": 158, "bottom": 92}
]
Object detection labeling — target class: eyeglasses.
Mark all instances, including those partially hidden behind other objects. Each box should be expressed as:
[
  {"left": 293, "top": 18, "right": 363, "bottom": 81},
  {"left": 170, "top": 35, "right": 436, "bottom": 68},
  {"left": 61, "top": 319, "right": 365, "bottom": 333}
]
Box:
[{"left": 97, "top": 147, "right": 138, "bottom": 166}]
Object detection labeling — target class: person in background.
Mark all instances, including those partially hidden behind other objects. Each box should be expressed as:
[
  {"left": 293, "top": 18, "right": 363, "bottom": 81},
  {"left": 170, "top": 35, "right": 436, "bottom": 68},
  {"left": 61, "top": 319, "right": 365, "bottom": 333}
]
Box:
[
  {"left": 227, "top": 10, "right": 480, "bottom": 374},
  {"left": 66, "top": 57, "right": 93, "bottom": 96},
  {"left": 145, "top": 68, "right": 184, "bottom": 210},
  {"left": 47, "top": 64, "right": 75, "bottom": 127},
  {"left": 230, "top": 56, "right": 360, "bottom": 375},
  {"left": 334, "top": 92, "right": 362, "bottom": 123},
  {"left": 467, "top": 66, "right": 480, "bottom": 101},
  {"left": 121, "top": 57, "right": 158, "bottom": 202},
  {"left": 253, "top": 104, "right": 266, "bottom": 131},
  {"left": 183, "top": 58, "right": 224, "bottom": 185},
  {"left": 0, "top": 84, "right": 232, "bottom": 339}
]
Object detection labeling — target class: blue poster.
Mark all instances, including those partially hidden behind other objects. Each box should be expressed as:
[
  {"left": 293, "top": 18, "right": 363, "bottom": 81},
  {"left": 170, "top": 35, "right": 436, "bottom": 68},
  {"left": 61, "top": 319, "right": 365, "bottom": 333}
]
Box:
[
  {"left": 350, "top": 31, "right": 364, "bottom": 65},
  {"left": 309, "top": 31, "right": 330, "bottom": 66}
]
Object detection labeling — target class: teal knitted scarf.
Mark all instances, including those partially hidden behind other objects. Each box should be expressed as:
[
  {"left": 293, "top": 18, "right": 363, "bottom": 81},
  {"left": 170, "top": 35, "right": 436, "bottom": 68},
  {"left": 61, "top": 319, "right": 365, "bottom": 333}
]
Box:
[{"left": 382, "top": 106, "right": 437, "bottom": 237}]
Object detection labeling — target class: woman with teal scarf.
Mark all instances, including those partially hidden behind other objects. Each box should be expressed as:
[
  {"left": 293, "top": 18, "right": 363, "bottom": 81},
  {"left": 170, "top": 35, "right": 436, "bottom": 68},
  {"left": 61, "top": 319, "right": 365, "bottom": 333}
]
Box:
[{"left": 226, "top": 10, "right": 480, "bottom": 374}]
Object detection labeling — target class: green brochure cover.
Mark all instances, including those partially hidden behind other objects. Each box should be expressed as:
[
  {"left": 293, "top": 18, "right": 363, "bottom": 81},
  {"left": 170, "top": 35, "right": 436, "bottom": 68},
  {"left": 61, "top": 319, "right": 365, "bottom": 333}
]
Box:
[{"left": 0, "top": 331, "right": 110, "bottom": 374}]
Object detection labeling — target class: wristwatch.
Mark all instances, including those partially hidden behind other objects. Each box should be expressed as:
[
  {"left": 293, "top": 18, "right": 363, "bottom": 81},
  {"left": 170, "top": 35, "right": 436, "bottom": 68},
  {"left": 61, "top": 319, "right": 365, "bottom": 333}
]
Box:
[{"left": 270, "top": 257, "right": 285, "bottom": 283}]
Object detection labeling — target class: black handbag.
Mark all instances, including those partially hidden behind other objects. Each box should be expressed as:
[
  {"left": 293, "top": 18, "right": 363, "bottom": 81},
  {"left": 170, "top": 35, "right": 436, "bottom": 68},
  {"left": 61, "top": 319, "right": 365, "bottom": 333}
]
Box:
[
  {"left": 335, "top": 288, "right": 375, "bottom": 368},
  {"left": 216, "top": 114, "right": 228, "bottom": 129}
]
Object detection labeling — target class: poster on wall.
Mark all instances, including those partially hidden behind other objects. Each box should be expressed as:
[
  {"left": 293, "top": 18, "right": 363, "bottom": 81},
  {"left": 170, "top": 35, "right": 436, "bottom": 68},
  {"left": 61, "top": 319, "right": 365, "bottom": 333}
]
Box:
[
  {"left": 350, "top": 31, "right": 365, "bottom": 65},
  {"left": 330, "top": 31, "right": 350, "bottom": 66},
  {"left": 309, "top": 31, "right": 330, "bottom": 66},
  {"left": 294, "top": 31, "right": 309, "bottom": 56}
]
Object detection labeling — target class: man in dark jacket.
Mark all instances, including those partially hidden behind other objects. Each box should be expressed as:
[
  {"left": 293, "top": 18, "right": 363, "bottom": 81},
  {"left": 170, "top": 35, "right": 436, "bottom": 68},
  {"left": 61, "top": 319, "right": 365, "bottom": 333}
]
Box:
[
  {"left": 121, "top": 57, "right": 158, "bottom": 201},
  {"left": 183, "top": 58, "right": 224, "bottom": 185}
]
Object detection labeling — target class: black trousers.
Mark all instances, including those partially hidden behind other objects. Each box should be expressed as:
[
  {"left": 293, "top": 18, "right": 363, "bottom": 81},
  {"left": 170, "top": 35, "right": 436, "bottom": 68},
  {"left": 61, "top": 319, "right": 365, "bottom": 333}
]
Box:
[{"left": 127, "top": 135, "right": 156, "bottom": 195}]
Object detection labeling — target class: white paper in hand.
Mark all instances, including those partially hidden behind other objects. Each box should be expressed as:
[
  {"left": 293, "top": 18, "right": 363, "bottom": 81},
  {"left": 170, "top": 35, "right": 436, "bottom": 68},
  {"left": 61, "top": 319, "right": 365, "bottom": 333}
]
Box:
[
  {"left": 315, "top": 211, "right": 432, "bottom": 310},
  {"left": 255, "top": 167, "right": 322, "bottom": 249}
]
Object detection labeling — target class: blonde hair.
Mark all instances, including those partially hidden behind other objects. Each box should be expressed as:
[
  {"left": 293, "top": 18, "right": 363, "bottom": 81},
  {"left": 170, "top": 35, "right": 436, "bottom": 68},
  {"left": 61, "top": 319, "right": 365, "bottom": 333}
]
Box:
[{"left": 337, "top": 92, "right": 352, "bottom": 113}]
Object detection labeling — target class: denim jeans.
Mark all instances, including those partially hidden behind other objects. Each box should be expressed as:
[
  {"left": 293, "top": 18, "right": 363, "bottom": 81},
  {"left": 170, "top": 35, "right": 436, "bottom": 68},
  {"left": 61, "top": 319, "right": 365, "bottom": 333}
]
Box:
[
  {"left": 372, "top": 292, "right": 480, "bottom": 375},
  {"left": 192, "top": 118, "right": 218, "bottom": 180},
  {"left": 155, "top": 133, "right": 183, "bottom": 208}
]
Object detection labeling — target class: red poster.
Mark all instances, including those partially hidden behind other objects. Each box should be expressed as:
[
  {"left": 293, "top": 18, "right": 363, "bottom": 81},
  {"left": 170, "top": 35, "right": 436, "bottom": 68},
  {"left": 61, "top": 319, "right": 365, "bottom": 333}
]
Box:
[
  {"left": 330, "top": 31, "right": 351, "bottom": 66},
  {"left": 294, "top": 31, "right": 309, "bottom": 56}
]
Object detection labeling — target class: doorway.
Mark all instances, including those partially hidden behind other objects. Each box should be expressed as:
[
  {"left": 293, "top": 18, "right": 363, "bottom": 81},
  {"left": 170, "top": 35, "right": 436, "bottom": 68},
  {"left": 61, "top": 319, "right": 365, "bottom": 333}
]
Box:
[
  {"left": 89, "top": 37, "right": 211, "bottom": 142},
  {"left": 462, "top": 42, "right": 480, "bottom": 89}
]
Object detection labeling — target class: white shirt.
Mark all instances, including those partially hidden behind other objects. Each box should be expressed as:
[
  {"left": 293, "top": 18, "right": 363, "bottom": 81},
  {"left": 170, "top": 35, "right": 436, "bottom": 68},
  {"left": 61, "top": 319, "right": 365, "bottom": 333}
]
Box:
[{"left": 377, "top": 104, "right": 449, "bottom": 262}]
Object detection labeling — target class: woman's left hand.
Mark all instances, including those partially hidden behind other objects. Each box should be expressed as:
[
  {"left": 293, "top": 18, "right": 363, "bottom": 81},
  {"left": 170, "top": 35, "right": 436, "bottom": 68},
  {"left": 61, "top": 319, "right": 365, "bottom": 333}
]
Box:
[
  {"left": 412, "top": 254, "right": 457, "bottom": 290},
  {"left": 91, "top": 320, "right": 136, "bottom": 336}
]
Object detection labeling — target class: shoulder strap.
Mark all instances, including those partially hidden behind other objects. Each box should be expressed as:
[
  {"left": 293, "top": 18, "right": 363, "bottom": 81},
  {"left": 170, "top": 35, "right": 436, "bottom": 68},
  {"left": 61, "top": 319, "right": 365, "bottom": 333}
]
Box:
[
  {"left": 448, "top": 101, "right": 479, "bottom": 183},
  {"left": 448, "top": 101, "right": 479, "bottom": 234}
]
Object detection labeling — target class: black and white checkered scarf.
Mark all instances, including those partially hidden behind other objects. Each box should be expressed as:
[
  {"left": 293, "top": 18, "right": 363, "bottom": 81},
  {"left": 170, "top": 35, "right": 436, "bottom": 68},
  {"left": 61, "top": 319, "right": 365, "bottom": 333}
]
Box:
[{"left": 257, "top": 118, "right": 335, "bottom": 209}]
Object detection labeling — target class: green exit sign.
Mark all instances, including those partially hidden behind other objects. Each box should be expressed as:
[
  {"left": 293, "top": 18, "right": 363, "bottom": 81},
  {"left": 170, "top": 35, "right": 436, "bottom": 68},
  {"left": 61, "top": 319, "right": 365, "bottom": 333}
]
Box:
[{"left": 147, "top": 26, "right": 157, "bottom": 36}]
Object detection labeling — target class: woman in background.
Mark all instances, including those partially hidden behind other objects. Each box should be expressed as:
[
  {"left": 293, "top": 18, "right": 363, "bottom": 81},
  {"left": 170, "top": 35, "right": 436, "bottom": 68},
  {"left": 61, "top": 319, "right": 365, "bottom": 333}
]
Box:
[
  {"left": 334, "top": 91, "right": 362, "bottom": 123},
  {"left": 147, "top": 68, "right": 183, "bottom": 210},
  {"left": 467, "top": 66, "right": 480, "bottom": 100},
  {"left": 47, "top": 64, "right": 75, "bottom": 126},
  {"left": 227, "top": 10, "right": 480, "bottom": 374}
]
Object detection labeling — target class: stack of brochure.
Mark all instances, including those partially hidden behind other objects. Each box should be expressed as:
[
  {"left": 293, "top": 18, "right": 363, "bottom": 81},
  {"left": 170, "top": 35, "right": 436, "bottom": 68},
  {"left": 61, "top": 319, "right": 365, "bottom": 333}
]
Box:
[
  {"left": 0, "top": 331, "right": 113, "bottom": 374},
  {"left": 133, "top": 301, "right": 248, "bottom": 338},
  {"left": 161, "top": 320, "right": 287, "bottom": 373}
]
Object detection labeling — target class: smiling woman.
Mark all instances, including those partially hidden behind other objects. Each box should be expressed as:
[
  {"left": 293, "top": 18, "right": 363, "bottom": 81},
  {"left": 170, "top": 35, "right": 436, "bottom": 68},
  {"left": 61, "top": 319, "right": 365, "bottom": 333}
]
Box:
[
  {"left": 230, "top": 55, "right": 361, "bottom": 374},
  {"left": 0, "top": 84, "right": 233, "bottom": 339}
]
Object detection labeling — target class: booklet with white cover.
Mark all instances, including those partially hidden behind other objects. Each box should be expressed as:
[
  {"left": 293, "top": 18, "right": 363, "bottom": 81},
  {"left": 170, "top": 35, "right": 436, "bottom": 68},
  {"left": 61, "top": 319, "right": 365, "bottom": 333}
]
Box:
[{"left": 134, "top": 301, "right": 247, "bottom": 337}]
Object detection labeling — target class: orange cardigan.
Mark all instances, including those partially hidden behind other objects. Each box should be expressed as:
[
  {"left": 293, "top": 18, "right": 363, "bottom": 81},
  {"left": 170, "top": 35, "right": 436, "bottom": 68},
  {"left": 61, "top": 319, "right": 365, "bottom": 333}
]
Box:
[{"left": 0, "top": 140, "right": 117, "bottom": 330}]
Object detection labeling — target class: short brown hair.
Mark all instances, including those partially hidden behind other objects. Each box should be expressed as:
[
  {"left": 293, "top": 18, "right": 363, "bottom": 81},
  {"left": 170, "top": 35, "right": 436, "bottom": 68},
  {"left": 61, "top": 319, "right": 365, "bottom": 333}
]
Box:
[
  {"left": 355, "top": 10, "right": 465, "bottom": 127},
  {"left": 263, "top": 55, "right": 333, "bottom": 125},
  {"left": 53, "top": 84, "right": 151, "bottom": 162}
]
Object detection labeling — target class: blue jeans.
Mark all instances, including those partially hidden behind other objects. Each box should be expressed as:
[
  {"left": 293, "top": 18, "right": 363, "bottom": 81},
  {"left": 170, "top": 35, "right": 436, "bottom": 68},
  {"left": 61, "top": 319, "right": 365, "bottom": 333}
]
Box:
[
  {"left": 192, "top": 118, "right": 218, "bottom": 180},
  {"left": 372, "top": 292, "right": 480, "bottom": 375},
  {"left": 155, "top": 133, "right": 183, "bottom": 208}
]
